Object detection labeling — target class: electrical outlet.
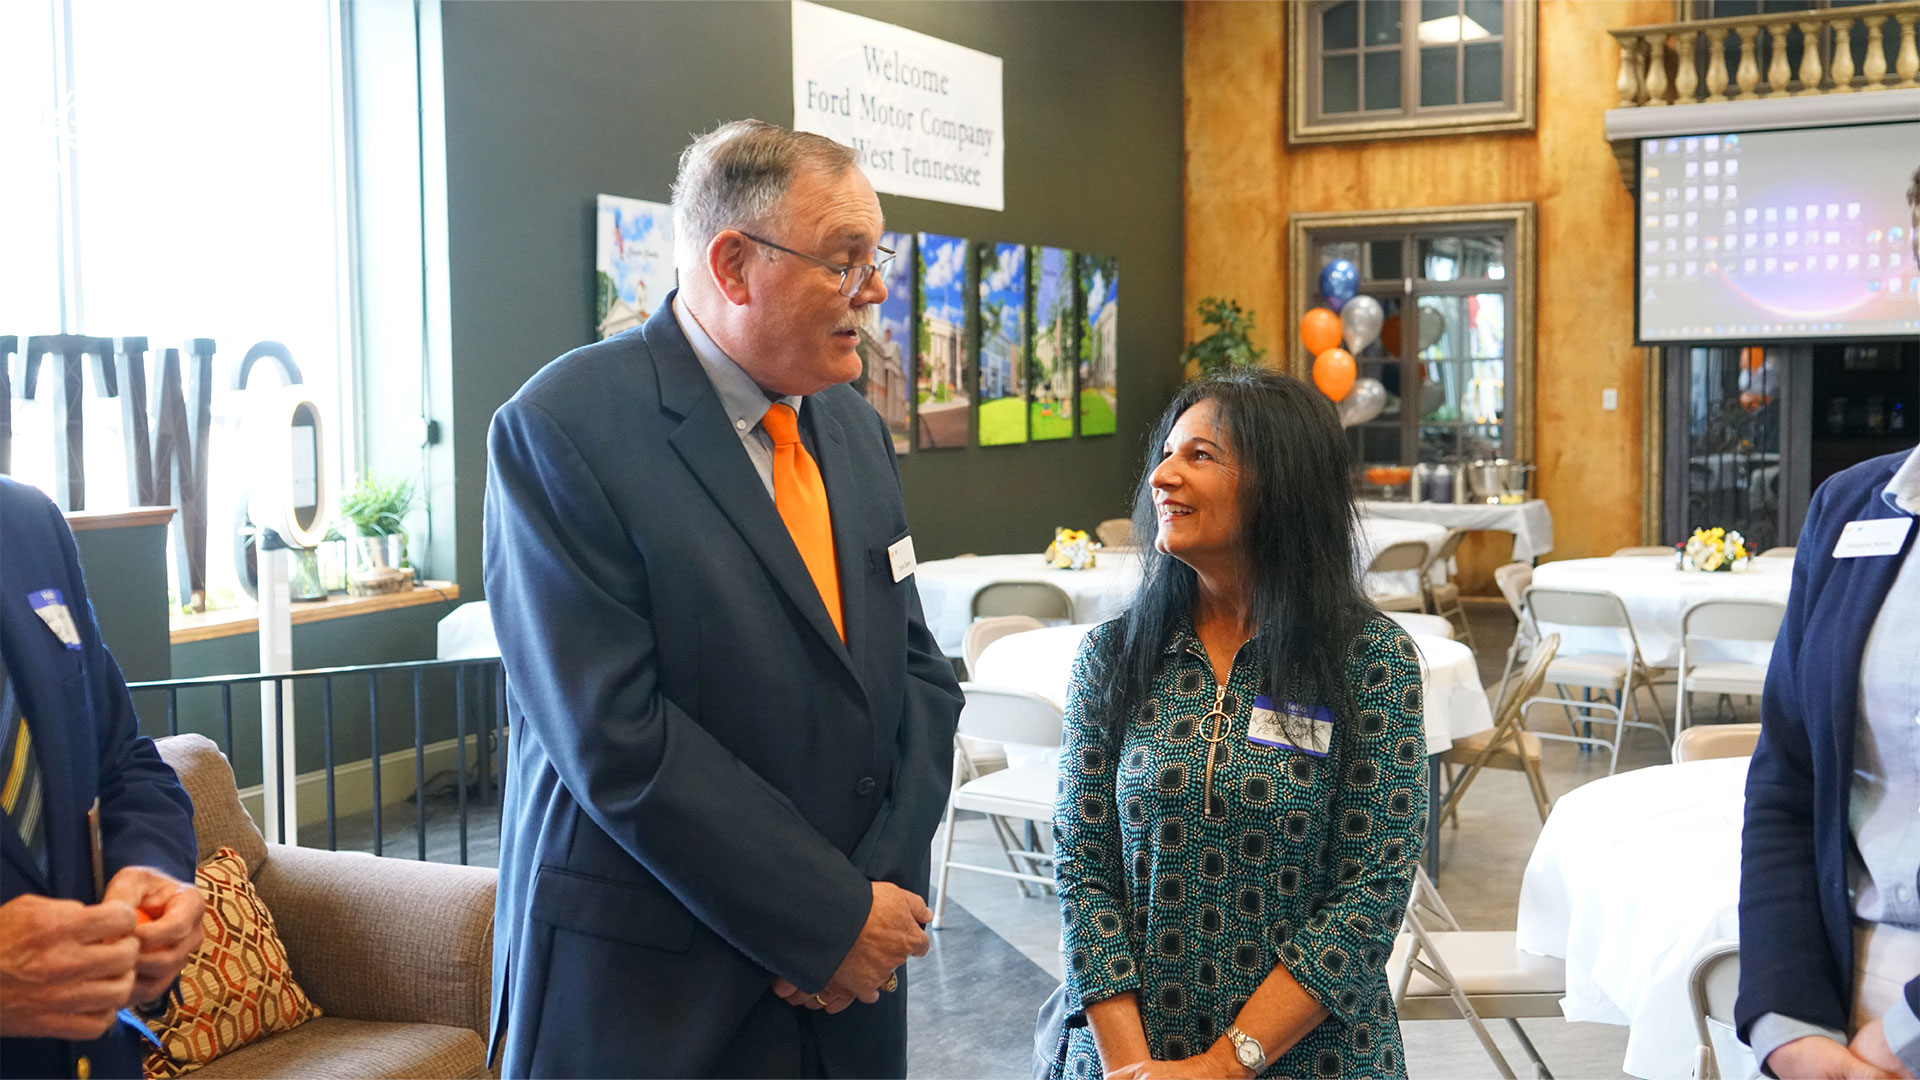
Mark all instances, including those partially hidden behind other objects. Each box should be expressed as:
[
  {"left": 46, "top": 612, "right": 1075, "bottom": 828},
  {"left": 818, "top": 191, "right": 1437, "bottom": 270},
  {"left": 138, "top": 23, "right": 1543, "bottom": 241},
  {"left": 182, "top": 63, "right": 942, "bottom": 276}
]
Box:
[{"left": 1602, "top": 388, "right": 1619, "bottom": 411}]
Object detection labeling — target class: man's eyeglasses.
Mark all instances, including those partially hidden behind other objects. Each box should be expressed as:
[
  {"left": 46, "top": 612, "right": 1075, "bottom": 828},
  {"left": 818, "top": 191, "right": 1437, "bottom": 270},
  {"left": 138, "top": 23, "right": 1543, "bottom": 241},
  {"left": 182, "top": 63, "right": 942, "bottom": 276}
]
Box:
[{"left": 740, "top": 232, "right": 895, "bottom": 298}]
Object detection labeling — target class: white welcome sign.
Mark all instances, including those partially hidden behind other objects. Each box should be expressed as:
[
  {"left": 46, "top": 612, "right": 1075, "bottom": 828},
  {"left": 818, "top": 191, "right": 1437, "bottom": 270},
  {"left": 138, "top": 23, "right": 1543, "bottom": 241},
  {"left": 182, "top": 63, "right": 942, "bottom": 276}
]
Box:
[{"left": 791, "top": 0, "right": 1005, "bottom": 211}]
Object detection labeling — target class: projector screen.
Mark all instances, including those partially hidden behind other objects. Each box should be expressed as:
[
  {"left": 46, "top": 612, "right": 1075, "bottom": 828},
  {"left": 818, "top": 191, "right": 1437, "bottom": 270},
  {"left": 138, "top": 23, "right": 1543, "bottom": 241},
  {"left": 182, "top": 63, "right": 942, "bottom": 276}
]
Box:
[{"left": 1636, "top": 121, "right": 1920, "bottom": 344}]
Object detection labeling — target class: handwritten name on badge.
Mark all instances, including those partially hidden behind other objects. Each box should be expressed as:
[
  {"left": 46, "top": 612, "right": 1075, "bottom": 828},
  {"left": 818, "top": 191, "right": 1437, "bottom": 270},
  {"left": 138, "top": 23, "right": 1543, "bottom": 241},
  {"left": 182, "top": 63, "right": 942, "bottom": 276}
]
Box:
[
  {"left": 1832, "top": 517, "right": 1912, "bottom": 559},
  {"left": 888, "top": 534, "right": 918, "bottom": 582},
  {"left": 1247, "top": 695, "right": 1334, "bottom": 757},
  {"left": 28, "top": 589, "right": 83, "bottom": 650}
]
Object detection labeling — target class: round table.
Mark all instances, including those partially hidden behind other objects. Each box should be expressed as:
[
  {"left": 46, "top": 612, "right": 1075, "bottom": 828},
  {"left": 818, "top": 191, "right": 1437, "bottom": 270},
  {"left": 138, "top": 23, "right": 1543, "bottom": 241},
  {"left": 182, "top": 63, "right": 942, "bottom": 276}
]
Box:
[
  {"left": 1515, "top": 756, "right": 1751, "bottom": 1080},
  {"left": 1358, "top": 498, "right": 1556, "bottom": 562},
  {"left": 1529, "top": 556, "right": 1792, "bottom": 668},
  {"left": 916, "top": 518, "right": 1450, "bottom": 657},
  {"left": 970, "top": 624, "right": 1491, "bottom": 757}
]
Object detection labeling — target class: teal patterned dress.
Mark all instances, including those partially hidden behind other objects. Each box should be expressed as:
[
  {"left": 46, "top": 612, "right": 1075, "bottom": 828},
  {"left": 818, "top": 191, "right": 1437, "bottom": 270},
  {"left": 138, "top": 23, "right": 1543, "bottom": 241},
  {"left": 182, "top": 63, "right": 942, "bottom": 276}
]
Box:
[{"left": 1048, "top": 615, "right": 1428, "bottom": 1080}]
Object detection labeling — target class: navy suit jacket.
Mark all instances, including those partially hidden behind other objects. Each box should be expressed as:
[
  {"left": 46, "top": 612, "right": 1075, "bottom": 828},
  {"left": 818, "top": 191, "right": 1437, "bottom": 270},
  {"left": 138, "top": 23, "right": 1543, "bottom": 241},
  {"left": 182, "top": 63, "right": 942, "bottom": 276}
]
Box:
[
  {"left": 1738, "top": 450, "right": 1920, "bottom": 1045},
  {"left": 0, "top": 477, "right": 197, "bottom": 1080},
  {"left": 483, "top": 298, "right": 962, "bottom": 1078}
]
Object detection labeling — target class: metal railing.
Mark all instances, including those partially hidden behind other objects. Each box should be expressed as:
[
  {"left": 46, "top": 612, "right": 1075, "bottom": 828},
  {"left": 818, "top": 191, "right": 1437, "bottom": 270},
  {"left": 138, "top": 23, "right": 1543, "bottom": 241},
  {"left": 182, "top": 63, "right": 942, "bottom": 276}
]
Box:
[
  {"left": 129, "top": 657, "right": 507, "bottom": 866},
  {"left": 1612, "top": 1, "right": 1920, "bottom": 106}
]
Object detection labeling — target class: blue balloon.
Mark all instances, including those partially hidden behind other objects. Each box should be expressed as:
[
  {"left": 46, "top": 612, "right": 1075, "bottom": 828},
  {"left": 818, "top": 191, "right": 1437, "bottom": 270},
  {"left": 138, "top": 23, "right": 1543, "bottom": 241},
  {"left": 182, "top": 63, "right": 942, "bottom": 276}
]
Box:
[{"left": 1319, "top": 259, "right": 1360, "bottom": 309}]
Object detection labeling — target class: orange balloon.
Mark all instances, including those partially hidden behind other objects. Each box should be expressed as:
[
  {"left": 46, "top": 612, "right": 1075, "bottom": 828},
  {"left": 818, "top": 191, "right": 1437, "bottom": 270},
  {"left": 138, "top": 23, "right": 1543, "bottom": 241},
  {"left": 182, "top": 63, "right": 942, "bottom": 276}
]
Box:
[
  {"left": 1380, "top": 313, "right": 1403, "bottom": 355},
  {"left": 1741, "top": 346, "right": 1765, "bottom": 373},
  {"left": 1313, "top": 348, "right": 1356, "bottom": 401},
  {"left": 1300, "top": 307, "right": 1342, "bottom": 356}
]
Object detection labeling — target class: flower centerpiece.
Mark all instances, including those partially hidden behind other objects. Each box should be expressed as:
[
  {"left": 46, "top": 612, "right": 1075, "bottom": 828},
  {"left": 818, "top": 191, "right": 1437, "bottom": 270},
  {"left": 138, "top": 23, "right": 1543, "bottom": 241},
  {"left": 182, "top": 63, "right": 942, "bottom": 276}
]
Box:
[
  {"left": 1044, "top": 527, "right": 1098, "bottom": 571},
  {"left": 1681, "top": 527, "right": 1749, "bottom": 572}
]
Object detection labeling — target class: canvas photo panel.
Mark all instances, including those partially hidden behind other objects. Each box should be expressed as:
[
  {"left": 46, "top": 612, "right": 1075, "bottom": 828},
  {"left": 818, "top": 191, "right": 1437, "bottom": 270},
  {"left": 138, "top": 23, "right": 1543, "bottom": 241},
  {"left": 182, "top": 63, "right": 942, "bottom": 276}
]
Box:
[
  {"left": 1029, "top": 245, "right": 1075, "bottom": 441},
  {"left": 857, "top": 230, "right": 914, "bottom": 454},
  {"left": 1078, "top": 253, "right": 1119, "bottom": 436},
  {"left": 916, "top": 232, "right": 972, "bottom": 450},
  {"left": 976, "top": 240, "right": 1028, "bottom": 447},
  {"left": 595, "top": 195, "right": 675, "bottom": 339}
]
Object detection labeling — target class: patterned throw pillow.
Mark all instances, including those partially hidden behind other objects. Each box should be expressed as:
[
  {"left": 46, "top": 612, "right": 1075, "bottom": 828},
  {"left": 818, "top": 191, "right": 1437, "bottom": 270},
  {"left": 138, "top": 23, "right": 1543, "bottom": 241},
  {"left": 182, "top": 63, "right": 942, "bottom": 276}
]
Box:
[{"left": 143, "top": 846, "right": 322, "bottom": 1078}]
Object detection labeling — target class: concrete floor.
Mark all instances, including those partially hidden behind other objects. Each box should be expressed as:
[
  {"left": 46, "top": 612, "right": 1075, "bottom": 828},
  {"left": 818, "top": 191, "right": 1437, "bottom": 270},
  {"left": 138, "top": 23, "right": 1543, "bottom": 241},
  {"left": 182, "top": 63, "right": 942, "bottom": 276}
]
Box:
[{"left": 330, "top": 600, "right": 1751, "bottom": 1078}]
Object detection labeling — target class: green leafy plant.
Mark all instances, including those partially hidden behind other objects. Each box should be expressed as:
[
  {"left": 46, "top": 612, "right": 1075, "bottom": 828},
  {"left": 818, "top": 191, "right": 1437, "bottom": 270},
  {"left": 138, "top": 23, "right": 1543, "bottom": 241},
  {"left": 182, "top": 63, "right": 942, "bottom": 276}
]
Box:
[
  {"left": 338, "top": 474, "right": 417, "bottom": 537},
  {"left": 1179, "top": 297, "right": 1267, "bottom": 376}
]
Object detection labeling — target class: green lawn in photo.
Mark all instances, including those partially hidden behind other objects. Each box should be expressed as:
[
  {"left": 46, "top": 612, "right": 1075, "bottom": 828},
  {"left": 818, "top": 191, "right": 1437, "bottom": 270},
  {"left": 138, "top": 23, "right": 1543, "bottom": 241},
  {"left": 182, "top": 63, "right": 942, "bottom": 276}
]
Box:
[
  {"left": 978, "top": 397, "right": 1028, "bottom": 445},
  {"left": 1079, "top": 390, "right": 1117, "bottom": 435},
  {"left": 1030, "top": 400, "right": 1074, "bottom": 441}
]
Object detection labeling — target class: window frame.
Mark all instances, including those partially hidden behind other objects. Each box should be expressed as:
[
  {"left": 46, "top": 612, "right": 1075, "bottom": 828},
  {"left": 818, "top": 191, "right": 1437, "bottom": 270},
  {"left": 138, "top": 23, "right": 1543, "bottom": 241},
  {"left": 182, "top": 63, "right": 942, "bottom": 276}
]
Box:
[
  {"left": 1287, "top": 203, "right": 1537, "bottom": 466},
  {"left": 1288, "top": 0, "right": 1538, "bottom": 146}
]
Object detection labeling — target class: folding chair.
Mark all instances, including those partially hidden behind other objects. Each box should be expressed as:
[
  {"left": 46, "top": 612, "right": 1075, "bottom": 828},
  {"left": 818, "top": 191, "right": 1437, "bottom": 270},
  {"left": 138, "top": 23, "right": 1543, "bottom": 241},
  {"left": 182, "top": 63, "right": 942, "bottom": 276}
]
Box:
[
  {"left": 1439, "top": 634, "right": 1560, "bottom": 826},
  {"left": 963, "top": 615, "right": 1046, "bottom": 676},
  {"left": 1756, "top": 546, "right": 1795, "bottom": 559},
  {"left": 1391, "top": 866, "right": 1564, "bottom": 1079},
  {"left": 1612, "top": 545, "right": 1676, "bottom": 557},
  {"left": 1366, "top": 540, "right": 1433, "bottom": 613},
  {"left": 1676, "top": 600, "right": 1785, "bottom": 731},
  {"left": 1492, "top": 562, "right": 1535, "bottom": 702},
  {"left": 1687, "top": 940, "right": 1754, "bottom": 1080},
  {"left": 1422, "top": 528, "right": 1477, "bottom": 649},
  {"left": 1521, "top": 587, "right": 1671, "bottom": 775},
  {"left": 1094, "top": 518, "right": 1133, "bottom": 548},
  {"left": 1672, "top": 723, "right": 1760, "bottom": 764},
  {"left": 931, "top": 684, "right": 1064, "bottom": 929},
  {"left": 957, "top": 616, "right": 1047, "bottom": 893},
  {"left": 972, "top": 580, "right": 1073, "bottom": 621}
]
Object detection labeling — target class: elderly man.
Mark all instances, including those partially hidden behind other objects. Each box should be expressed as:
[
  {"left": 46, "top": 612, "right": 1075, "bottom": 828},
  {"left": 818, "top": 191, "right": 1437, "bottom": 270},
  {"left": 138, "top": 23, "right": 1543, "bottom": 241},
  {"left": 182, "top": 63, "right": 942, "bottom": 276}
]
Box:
[
  {"left": 484, "top": 120, "right": 963, "bottom": 1078},
  {"left": 0, "top": 476, "right": 204, "bottom": 1080}
]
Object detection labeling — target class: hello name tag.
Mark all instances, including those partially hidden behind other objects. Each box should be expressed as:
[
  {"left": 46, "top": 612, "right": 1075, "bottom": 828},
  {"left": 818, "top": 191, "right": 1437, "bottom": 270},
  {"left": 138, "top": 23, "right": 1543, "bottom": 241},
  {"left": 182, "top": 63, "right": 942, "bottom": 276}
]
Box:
[
  {"left": 887, "top": 534, "right": 918, "bottom": 583},
  {"left": 28, "top": 589, "right": 82, "bottom": 650},
  {"left": 1832, "top": 517, "right": 1912, "bottom": 559},
  {"left": 1247, "top": 695, "right": 1334, "bottom": 757}
]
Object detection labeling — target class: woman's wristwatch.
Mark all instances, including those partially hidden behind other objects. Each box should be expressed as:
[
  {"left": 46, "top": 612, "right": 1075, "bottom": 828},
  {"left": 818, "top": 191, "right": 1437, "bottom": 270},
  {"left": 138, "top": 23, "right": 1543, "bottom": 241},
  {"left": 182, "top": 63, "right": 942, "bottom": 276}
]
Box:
[{"left": 1225, "top": 1025, "right": 1266, "bottom": 1074}]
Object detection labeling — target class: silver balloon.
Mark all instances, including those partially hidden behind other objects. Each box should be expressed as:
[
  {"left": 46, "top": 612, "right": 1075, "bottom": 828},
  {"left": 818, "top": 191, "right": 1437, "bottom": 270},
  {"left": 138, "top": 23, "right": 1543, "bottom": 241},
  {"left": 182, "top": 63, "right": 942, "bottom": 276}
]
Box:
[
  {"left": 1341, "top": 295, "right": 1384, "bottom": 353},
  {"left": 1337, "top": 378, "right": 1387, "bottom": 427},
  {"left": 1417, "top": 306, "right": 1446, "bottom": 351}
]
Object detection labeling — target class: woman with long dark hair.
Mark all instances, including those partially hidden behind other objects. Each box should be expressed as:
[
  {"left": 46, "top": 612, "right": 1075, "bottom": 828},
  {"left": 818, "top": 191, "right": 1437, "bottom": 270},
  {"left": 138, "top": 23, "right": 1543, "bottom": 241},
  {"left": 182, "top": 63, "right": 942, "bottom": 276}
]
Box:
[{"left": 1044, "top": 370, "right": 1428, "bottom": 1079}]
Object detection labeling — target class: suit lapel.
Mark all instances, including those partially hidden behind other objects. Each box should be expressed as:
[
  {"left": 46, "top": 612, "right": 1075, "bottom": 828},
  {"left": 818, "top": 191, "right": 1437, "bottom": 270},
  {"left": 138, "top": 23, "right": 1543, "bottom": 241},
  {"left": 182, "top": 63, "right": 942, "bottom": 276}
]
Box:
[
  {"left": 1825, "top": 480, "right": 1914, "bottom": 778},
  {"left": 647, "top": 298, "right": 861, "bottom": 686},
  {"left": 808, "top": 400, "right": 870, "bottom": 678}
]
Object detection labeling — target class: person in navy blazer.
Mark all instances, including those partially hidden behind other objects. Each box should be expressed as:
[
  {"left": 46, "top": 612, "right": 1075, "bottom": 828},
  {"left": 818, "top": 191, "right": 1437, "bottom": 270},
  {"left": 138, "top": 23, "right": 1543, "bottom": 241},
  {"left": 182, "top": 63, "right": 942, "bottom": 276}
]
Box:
[
  {"left": 483, "top": 121, "right": 963, "bottom": 1078},
  {"left": 1738, "top": 445, "right": 1920, "bottom": 1079},
  {"left": 0, "top": 476, "right": 201, "bottom": 1080}
]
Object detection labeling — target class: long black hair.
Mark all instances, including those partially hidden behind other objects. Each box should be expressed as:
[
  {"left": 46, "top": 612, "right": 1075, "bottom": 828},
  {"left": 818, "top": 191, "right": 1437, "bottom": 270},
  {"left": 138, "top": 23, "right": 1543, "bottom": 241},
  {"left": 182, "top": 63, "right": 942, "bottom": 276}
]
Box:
[{"left": 1087, "top": 368, "right": 1377, "bottom": 739}]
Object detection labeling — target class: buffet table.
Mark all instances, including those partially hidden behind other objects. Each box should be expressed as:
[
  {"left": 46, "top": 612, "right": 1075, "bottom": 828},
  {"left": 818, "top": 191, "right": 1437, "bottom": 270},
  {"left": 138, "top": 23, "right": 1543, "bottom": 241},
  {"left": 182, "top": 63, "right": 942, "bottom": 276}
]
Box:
[
  {"left": 918, "top": 518, "right": 1450, "bottom": 656},
  {"left": 1358, "top": 498, "right": 1555, "bottom": 562},
  {"left": 1516, "top": 756, "right": 1751, "bottom": 1080},
  {"left": 1530, "top": 556, "right": 1792, "bottom": 668}
]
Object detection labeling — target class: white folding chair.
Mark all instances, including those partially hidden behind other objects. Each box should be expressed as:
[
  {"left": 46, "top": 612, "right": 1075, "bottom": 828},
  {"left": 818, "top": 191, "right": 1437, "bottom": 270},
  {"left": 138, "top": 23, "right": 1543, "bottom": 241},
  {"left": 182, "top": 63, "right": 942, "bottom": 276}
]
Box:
[
  {"left": 1366, "top": 540, "right": 1433, "bottom": 613},
  {"left": 1672, "top": 723, "right": 1761, "bottom": 764},
  {"left": 1440, "top": 634, "right": 1560, "bottom": 826},
  {"left": 957, "top": 617, "right": 1048, "bottom": 892},
  {"left": 1391, "top": 867, "right": 1563, "bottom": 1079},
  {"left": 972, "top": 580, "right": 1073, "bottom": 621},
  {"left": 1491, "top": 562, "right": 1534, "bottom": 702},
  {"left": 1521, "top": 586, "right": 1670, "bottom": 775},
  {"left": 931, "top": 684, "right": 1064, "bottom": 929},
  {"left": 1687, "top": 940, "right": 1754, "bottom": 1080},
  {"left": 1676, "top": 600, "right": 1785, "bottom": 731},
  {"left": 1756, "top": 546, "right": 1795, "bottom": 559}
]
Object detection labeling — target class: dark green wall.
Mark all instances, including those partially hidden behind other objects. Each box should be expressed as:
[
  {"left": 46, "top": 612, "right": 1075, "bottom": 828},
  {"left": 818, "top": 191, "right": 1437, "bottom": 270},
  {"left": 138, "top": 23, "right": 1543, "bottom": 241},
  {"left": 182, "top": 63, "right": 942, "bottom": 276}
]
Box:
[
  {"left": 71, "top": 523, "right": 173, "bottom": 684},
  {"left": 439, "top": 0, "right": 1186, "bottom": 593}
]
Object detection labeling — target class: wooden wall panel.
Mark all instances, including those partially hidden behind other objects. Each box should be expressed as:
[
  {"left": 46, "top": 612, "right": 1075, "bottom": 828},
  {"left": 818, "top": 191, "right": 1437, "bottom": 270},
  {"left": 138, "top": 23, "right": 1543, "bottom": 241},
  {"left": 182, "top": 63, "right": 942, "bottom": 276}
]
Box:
[{"left": 1186, "top": 0, "right": 1671, "bottom": 573}]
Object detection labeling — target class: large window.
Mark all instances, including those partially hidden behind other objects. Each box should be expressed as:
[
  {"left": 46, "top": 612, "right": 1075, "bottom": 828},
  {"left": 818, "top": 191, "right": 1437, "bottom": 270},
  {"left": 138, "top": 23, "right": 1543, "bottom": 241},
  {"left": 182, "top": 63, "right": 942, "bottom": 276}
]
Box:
[
  {"left": 1289, "top": 0, "right": 1536, "bottom": 144},
  {"left": 1289, "top": 205, "right": 1536, "bottom": 475},
  {"left": 2, "top": 0, "right": 353, "bottom": 611}
]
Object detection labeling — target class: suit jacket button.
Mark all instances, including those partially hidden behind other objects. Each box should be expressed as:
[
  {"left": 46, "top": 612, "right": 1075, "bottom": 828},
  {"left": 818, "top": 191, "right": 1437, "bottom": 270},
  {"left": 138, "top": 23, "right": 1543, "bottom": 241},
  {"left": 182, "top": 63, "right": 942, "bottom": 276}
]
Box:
[{"left": 856, "top": 776, "right": 877, "bottom": 796}]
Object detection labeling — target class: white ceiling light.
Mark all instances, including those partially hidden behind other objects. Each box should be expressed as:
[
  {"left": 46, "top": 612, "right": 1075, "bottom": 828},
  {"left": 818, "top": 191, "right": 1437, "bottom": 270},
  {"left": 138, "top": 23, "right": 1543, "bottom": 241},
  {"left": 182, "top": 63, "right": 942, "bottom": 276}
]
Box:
[{"left": 1417, "top": 15, "right": 1491, "bottom": 45}]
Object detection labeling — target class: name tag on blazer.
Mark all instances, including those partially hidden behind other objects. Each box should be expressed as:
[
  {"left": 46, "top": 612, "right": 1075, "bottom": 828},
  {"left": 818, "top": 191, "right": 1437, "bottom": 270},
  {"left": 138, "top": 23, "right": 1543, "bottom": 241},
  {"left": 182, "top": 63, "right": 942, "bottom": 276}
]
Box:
[
  {"left": 886, "top": 534, "right": 917, "bottom": 582},
  {"left": 1833, "top": 517, "right": 1912, "bottom": 558}
]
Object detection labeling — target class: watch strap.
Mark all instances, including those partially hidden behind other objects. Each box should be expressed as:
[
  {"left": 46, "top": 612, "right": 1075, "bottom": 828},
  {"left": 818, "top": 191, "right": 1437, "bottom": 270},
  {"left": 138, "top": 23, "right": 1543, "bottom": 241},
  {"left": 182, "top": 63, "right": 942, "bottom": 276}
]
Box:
[{"left": 1226, "top": 1024, "right": 1266, "bottom": 1072}]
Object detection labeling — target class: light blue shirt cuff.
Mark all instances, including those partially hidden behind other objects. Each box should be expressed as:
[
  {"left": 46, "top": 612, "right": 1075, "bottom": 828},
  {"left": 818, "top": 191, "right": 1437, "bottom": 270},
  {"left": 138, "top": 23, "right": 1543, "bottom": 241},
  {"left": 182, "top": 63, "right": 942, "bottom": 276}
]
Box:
[
  {"left": 1882, "top": 991, "right": 1920, "bottom": 1076},
  {"left": 1748, "top": 1012, "right": 1847, "bottom": 1077}
]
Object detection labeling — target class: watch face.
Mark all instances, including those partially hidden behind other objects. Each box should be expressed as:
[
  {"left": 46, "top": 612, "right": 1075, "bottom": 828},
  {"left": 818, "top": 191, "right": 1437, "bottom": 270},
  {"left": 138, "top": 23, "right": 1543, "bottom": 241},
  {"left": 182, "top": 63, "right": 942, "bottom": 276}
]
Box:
[{"left": 1236, "top": 1040, "right": 1262, "bottom": 1068}]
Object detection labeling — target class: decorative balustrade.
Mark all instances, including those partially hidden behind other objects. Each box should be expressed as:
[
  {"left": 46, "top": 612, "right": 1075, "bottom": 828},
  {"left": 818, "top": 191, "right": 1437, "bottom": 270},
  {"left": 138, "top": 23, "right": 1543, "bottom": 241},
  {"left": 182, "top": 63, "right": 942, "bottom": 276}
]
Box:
[{"left": 1612, "top": 1, "right": 1920, "bottom": 107}]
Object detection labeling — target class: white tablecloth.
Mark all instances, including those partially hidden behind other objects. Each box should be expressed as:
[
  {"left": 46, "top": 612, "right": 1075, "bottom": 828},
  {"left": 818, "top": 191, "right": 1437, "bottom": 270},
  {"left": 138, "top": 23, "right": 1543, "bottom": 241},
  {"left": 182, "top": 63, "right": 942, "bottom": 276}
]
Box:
[
  {"left": 971, "top": 624, "right": 1491, "bottom": 755},
  {"left": 438, "top": 601, "right": 500, "bottom": 659},
  {"left": 919, "top": 518, "right": 1450, "bottom": 656},
  {"left": 1358, "top": 498, "right": 1556, "bottom": 562},
  {"left": 1530, "top": 557, "right": 1792, "bottom": 668},
  {"left": 1516, "top": 756, "right": 1750, "bottom": 1080}
]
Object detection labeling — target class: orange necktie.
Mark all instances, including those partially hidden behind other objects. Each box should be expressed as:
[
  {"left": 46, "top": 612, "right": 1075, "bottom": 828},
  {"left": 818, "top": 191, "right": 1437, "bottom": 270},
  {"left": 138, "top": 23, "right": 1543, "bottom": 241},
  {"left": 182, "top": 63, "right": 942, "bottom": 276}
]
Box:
[{"left": 761, "top": 403, "right": 844, "bottom": 641}]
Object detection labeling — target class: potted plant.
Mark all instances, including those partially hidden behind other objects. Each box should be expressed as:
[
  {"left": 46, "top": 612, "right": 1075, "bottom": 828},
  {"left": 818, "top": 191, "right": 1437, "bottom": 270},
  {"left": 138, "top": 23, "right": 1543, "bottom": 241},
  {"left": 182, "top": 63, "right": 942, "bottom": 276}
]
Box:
[
  {"left": 1179, "top": 297, "right": 1267, "bottom": 379},
  {"left": 338, "top": 474, "right": 417, "bottom": 592}
]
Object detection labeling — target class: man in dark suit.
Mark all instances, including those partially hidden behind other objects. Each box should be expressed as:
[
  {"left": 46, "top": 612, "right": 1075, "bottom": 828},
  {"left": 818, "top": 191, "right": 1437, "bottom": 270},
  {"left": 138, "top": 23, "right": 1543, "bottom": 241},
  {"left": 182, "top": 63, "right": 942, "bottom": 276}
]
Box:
[
  {"left": 484, "top": 120, "right": 964, "bottom": 1078},
  {"left": 0, "top": 476, "right": 203, "bottom": 1080}
]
